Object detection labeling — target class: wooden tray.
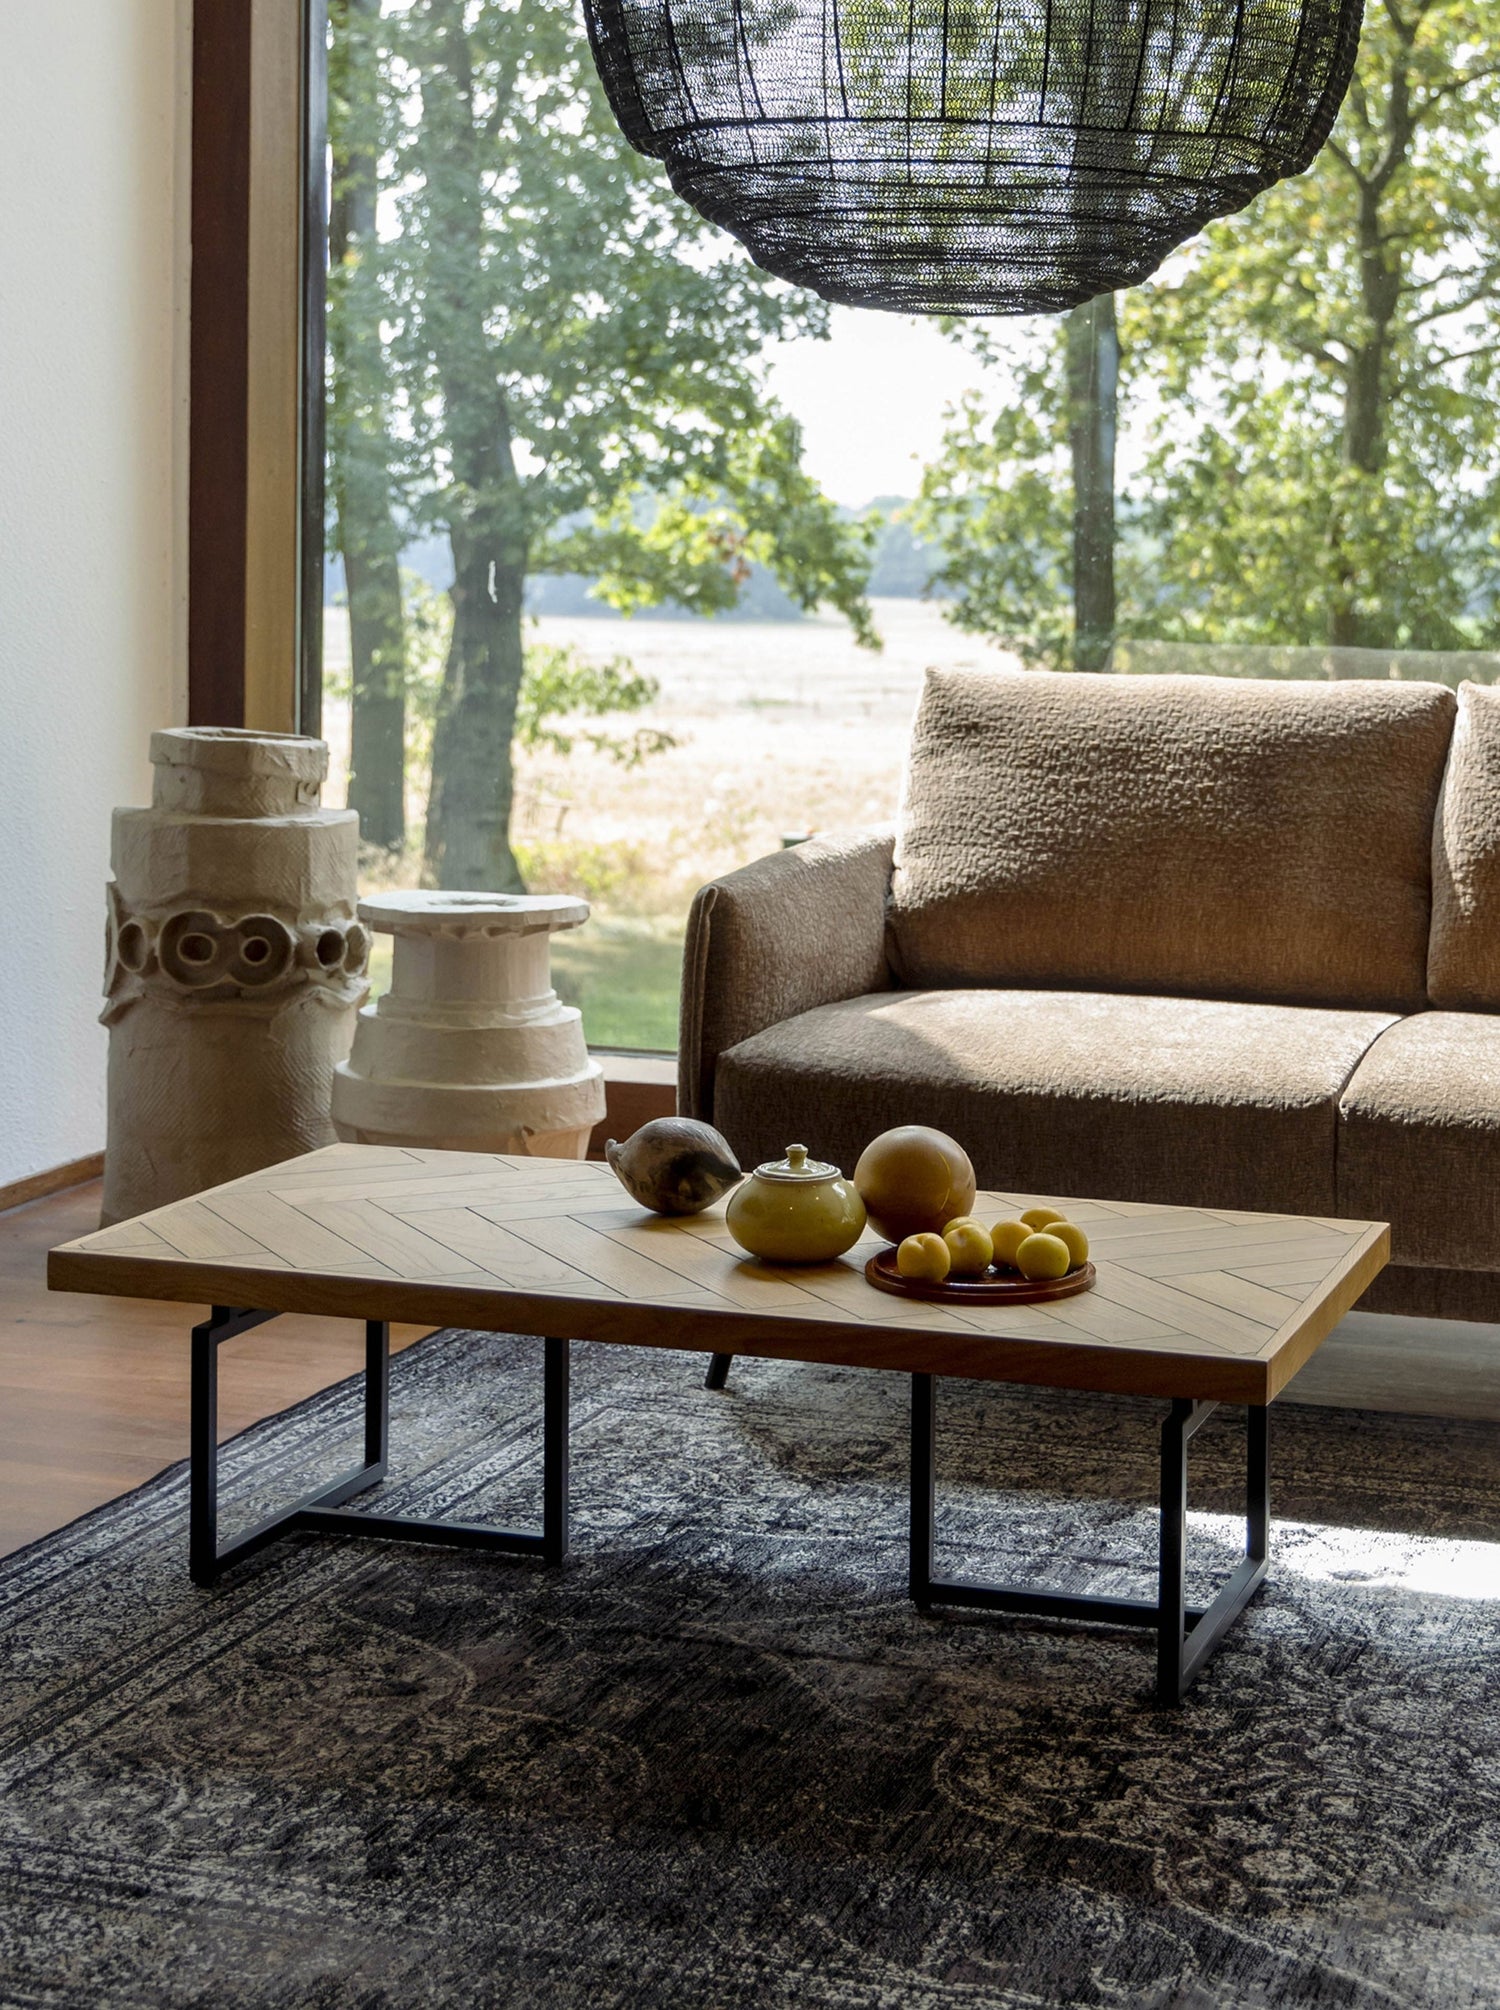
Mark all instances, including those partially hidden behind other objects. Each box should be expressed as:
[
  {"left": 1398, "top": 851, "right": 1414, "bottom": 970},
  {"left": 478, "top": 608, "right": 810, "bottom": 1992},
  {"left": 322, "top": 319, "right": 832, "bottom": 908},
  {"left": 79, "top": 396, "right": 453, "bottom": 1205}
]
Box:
[{"left": 864, "top": 1246, "right": 1096, "bottom": 1305}]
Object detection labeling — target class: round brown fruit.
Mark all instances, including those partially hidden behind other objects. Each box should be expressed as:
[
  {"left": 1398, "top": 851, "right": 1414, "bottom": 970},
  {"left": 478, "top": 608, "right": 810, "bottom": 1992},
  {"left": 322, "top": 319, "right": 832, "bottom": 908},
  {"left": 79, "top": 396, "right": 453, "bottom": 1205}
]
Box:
[
  {"left": 1016, "top": 1231, "right": 1071, "bottom": 1281},
  {"left": 854, "top": 1126, "right": 977, "bottom": 1244}
]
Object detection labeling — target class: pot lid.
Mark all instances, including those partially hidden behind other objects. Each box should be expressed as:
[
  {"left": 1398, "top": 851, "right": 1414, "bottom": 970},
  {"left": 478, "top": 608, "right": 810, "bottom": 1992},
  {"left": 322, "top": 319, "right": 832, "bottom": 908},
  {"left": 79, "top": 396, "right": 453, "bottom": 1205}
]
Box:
[{"left": 752, "top": 1143, "right": 841, "bottom": 1184}]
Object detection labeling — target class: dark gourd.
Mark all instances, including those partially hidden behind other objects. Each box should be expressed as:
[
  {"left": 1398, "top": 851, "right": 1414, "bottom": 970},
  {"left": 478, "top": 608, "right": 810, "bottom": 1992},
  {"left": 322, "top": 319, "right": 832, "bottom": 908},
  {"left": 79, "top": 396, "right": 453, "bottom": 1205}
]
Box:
[{"left": 606, "top": 1118, "right": 742, "bottom": 1216}]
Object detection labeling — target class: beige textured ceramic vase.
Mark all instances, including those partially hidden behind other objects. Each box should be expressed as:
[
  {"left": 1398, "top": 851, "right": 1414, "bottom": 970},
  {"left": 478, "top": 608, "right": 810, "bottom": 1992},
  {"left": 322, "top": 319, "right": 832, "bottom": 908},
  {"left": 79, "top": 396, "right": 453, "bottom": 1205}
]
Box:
[
  {"left": 101, "top": 729, "right": 367, "bottom": 1224},
  {"left": 331, "top": 890, "right": 606, "bottom": 1158}
]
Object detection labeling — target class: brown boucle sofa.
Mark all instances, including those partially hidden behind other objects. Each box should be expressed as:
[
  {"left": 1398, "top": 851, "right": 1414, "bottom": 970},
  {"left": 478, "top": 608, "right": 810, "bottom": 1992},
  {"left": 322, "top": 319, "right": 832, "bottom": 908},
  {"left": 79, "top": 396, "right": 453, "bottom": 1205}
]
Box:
[{"left": 680, "top": 670, "right": 1500, "bottom": 1323}]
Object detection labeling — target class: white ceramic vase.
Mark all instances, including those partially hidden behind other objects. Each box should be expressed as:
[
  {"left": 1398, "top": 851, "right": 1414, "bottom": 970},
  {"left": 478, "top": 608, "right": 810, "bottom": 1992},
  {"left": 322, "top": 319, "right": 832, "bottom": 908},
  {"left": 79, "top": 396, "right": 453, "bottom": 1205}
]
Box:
[
  {"left": 331, "top": 890, "right": 606, "bottom": 1158},
  {"left": 102, "top": 729, "right": 367, "bottom": 1224}
]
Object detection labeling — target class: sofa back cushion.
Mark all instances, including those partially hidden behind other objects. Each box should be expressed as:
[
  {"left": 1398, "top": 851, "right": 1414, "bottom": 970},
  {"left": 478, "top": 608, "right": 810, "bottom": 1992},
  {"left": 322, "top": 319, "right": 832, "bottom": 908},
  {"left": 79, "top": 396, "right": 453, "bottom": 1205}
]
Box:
[
  {"left": 1429, "top": 681, "right": 1500, "bottom": 1007},
  {"left": 887, "top": 670, "right": 1456, "bottom": 1010}
]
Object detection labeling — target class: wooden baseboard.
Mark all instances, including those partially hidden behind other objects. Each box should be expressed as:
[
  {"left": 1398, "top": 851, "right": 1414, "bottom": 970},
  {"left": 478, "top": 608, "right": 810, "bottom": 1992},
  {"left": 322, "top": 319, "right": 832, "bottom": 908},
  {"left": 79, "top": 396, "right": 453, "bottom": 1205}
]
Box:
[
  {"left": 0, "top": 1152, "right": 105, "bottom": 1217},
  {"left": 587, "top": 1054, "right": 677, "bottom": 1158}
]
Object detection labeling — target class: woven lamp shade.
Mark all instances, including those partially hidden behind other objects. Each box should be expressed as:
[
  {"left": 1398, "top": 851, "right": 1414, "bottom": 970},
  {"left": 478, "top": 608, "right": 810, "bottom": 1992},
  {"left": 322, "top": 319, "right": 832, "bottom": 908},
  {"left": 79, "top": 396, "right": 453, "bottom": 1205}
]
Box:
[{"left": 584, "top": 0, "right": 1364, "bottom": 314}]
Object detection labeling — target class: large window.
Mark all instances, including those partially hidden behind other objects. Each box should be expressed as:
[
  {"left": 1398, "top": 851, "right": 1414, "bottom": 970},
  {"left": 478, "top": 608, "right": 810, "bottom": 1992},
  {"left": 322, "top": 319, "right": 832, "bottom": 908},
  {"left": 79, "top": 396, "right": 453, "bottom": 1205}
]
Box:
[
  {"left": 314, "top": 0, "right": 1500, "bottom": 1050},
  {"left": 317, "top": 0, "right": 918, "bottom": 1049}
]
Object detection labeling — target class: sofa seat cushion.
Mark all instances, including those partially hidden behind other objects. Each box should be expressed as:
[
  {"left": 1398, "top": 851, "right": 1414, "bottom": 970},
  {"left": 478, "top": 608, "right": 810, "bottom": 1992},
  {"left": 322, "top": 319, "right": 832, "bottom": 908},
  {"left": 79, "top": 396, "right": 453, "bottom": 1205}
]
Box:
[
  {"left": 888, "top": 670, "right": 1455, "bottom": 1011},
  {"left": 1338, "top": 1013, "right": 1500, "bottom": 1269},
  {"left": 715, "top": 989, "right": 1399, "bottom": 1218}
]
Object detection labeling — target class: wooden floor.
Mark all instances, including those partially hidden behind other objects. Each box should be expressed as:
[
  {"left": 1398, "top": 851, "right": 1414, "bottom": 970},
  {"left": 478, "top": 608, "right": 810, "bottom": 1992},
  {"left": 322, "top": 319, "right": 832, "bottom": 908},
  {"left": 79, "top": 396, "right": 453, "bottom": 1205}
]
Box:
[
  {"left": 4, "top": 1177, "right": 1499, "bottom": 1562},
  {"left": 0, "top": 1181, "right": 428, "bottom": 1558}
]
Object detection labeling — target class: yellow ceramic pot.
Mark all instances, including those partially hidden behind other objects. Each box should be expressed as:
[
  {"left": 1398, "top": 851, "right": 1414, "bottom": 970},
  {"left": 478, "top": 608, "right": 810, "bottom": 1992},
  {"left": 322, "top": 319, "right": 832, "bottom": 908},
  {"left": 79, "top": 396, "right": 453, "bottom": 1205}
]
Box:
[{"left": 725, "top": 1143, "right": 867, "bottom": 1263}]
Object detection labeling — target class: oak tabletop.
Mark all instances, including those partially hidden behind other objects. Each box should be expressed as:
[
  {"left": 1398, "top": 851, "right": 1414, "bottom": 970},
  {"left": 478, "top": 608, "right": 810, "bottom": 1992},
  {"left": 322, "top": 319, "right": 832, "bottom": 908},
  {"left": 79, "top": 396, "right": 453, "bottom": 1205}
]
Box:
[{"left": 48, "top": 1145, "right": 1389, "bottom": 1405}]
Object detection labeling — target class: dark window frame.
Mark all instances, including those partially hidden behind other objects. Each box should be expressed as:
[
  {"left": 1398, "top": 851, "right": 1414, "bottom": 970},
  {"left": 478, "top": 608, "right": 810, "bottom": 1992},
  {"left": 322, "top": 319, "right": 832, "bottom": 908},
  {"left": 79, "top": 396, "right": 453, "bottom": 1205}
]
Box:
[
  {"left": 187, "top": 4, "right": 253, "bottom": 727},
  {"left": 187, "top": 0, "right": 328, "bottom": 734},
  {"left": 298, "top": 0, "right": 329, "bottom": 738}
]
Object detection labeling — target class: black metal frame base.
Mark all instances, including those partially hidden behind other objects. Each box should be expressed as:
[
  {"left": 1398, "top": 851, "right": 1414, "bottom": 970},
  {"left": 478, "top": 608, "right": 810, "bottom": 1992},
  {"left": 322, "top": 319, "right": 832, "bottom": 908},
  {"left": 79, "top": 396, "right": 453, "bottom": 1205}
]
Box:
[
  {"left": 189, "top": 1306, "right": 569, "bottom": 1586},
  {"left": 910, "top": 1375, "right": 1268, "bottom": 1704}
]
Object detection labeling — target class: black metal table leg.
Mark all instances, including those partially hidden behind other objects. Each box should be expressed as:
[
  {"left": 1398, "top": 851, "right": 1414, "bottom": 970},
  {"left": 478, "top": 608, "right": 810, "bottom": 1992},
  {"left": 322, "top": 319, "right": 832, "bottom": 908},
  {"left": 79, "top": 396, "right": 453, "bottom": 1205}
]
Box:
[
  {"left": 542, "top": 1335, "right": 570, "bottom": 1564},
  {"left": 909, "top": 1374, "right": 1269, "bottom": 1704},
  {"left": 189, "top": 1308, "right": 571, "bottom": 1586},
  {"left": 190, "top": 1307, "right": 277, "bottom": 1586},
  {"left": 704, "top": 1353, "right": 733, "bottom": 1391},
  {"left": 910, "top": 1369, "right": 936, "bottom": 1610},
  {"left": 365, "top": 1316, "right": 390, "bottom": 1471},
  {"left": 1156, "top": 1397, "right": 1193, "bottom": 1699},
  {"left": 1157, "top": 1395, "right": 1269, "bottom": 1704}
]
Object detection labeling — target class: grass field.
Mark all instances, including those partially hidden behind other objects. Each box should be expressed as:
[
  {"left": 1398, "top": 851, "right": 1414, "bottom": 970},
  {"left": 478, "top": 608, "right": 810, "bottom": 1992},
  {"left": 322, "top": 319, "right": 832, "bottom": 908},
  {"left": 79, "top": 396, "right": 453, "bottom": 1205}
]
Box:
[
  {"left": 549, "top": 921, "right": 683, "bottom": 1051},
  {"left": 329, "top": 599, "right": 991, "bottom": 1048}
]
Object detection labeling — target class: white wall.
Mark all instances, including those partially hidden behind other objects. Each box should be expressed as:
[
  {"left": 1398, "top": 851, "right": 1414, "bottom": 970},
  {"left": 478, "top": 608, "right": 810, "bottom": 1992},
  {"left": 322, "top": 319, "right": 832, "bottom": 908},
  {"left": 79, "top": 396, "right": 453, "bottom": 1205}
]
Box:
[{"left": 0, "top": 1, "right": 190, "bottom": 1188}]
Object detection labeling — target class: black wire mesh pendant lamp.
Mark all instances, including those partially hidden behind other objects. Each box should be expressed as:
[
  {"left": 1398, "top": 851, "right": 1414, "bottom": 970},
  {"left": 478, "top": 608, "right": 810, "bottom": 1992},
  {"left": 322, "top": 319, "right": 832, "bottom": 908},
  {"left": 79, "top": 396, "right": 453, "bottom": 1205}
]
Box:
[{"left": 583, "top": 0, "right": 1365, "bottom": 314}]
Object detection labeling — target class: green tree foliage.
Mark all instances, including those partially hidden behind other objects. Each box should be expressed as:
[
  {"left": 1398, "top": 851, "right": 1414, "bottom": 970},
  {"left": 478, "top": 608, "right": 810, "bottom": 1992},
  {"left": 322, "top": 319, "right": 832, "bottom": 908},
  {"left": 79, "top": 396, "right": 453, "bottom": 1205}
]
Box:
[
  {"left": 1135, "top": 0, "right": 1500, "bottom": 651},
  {"left": 917, "top": 2, "right": 1500, "bottom": 663},
  {"left": 514, "top": 648, "right": 677, "bottom": 768},
  {"left": 860, "top": 498, "right": 946, "bottom": 597},
  {"left": 385, "top": 570, "right": 675, "bottom": 770},
  {"left": 328, "top": 0, "right": 409, "bottom": 850},
  {"left": 913, "top": 302, "right": 1133, "bottom": 670},
  {"left": 329, "top": 0, "right": 874, "bottom": 890}
]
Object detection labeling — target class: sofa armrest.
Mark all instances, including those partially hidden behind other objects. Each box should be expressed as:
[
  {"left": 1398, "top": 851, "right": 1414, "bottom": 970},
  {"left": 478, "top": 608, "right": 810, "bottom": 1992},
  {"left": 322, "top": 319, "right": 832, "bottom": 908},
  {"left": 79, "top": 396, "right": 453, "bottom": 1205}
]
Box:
[{"left": 678, "top": 828, "right": 895, "bottom": 1123}]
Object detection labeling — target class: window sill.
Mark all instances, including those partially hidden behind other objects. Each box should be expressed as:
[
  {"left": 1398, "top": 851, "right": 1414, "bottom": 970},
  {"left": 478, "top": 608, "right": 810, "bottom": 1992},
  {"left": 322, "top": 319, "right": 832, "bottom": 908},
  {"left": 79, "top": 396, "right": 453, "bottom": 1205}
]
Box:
[{"left": 587, "top": 1050, "right": 677, "bottom": 1156}]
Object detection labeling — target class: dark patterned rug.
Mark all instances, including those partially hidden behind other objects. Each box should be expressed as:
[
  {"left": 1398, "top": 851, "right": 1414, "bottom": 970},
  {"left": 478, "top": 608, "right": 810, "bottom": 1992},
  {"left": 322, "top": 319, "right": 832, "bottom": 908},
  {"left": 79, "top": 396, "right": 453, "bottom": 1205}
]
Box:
[{"left": 3, "top": 1329, "right": 1500, "bottom": 2009}]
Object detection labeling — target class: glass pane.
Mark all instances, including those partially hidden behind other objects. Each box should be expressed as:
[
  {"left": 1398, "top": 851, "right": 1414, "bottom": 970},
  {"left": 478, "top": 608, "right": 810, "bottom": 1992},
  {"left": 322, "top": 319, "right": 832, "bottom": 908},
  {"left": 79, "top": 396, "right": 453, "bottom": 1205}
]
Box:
[
  {"left": 318, "top": 4, "right": 1497, "bottom": 1063},
  {"left": 320, "top": 0, "right": 957, "bottom": 1051},
  {"left": 911, "top": 12, "right": 1500, "bottom": 687}
]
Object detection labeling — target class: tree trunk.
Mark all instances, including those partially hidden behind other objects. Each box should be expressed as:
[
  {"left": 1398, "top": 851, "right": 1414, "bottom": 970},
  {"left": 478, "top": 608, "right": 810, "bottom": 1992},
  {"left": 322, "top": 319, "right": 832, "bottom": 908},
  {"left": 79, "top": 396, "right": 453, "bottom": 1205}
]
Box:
[
  {"left": 1329, "top": 188, "right": 1399, "bottom": 647},
  {"left": 418, "top": 0, "right": 529, "bottom": 892},
  {"left": 1328, "top": 62, "right": 1411, "bottom": 649},
  {"left": 425, "top": 537, "right": 528, "bottom": 890},
  {"left": 342, "top": 538, "right": 408, "bottom": 852},
  {"left": 1066, "top": 293, "right": 1119, "bottom": 672},
  {"left": 329, "top": 0, "right": 408, "bottom": 851},
  {"left": 422, "top": 491, "right": 529, "bottom": 891}
]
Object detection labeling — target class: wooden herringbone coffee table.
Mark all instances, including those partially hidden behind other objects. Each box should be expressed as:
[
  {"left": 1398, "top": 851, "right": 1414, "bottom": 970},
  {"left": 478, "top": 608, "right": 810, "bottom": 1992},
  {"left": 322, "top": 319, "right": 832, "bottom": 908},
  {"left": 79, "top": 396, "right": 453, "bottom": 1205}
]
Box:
[{"left": 49, "top": 1145, "right": 1388, "bottom": 1703}]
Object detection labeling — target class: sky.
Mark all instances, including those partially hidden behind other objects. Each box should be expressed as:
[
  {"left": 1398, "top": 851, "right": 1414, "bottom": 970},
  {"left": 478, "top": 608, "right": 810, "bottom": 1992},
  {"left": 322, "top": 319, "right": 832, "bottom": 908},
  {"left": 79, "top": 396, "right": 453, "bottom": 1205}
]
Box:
[{"left": 762, "top": 308, "right": 997, "bottom": 510}]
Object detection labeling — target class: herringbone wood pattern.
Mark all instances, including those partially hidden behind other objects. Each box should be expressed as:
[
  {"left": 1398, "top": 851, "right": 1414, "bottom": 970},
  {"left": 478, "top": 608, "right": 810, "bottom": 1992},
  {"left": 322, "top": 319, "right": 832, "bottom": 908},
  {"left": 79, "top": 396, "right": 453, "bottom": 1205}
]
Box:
[{"left": 50, "top": 1147, "right": 1389, "bottom": 1405}]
